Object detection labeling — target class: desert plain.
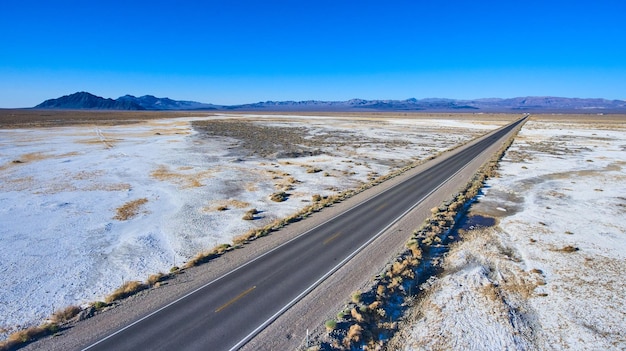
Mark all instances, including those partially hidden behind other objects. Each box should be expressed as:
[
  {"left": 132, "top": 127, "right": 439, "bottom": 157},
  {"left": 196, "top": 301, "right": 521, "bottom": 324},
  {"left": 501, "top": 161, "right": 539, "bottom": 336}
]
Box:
[{"left": 1, "top": 111, "right": 624, "bottom": 350}]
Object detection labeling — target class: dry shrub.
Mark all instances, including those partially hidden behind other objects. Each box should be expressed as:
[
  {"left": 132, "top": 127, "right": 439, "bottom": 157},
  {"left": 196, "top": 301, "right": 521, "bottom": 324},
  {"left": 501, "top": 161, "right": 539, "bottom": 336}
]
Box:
[
  {"left": 558, "top": 245, "right": 579, "bottom": 253},
  {"left": 368, "top": 301, "right": 381, "bottom": 310},
  {"left": 216, "top": 205, "right": 228, "bottom": 211},
  {"left": 391, "top": 260, "right": 408, "bottom": 276},
  {"left": 105, "top": 281, "right": 147, "bottom": 303},
  {"left": 213, "top": 243, "right": 232, "bottom": 254},
  {"left": 50, "top": 305, "right": 81, "bottom": 324},
  {"left": 242, "top": 208, "right": 258, "bottom": 220},
  {"left": 114, "top": 198, "right": 148, "bottom": 220},
  {"left": 184, "top": 251, "right": 218, "bottom": 268},
  {"left": 449, "top": 200, "right": 463, "bottom": 211},
  {"left": 269, "top": 191, "right": 287, "bottom": 202},
  {"left": 401, "top": 267, "right": 415, "bottom": 279},
  {"left": 233, "top": 229, "right": 256, "bottom": 244},
  {"left": 306, "top": 167, "right": 322, "bottom": 173},
  {"left": 388, "top": 276, "right": 403, "bottom": 291},
  {"left": 147, "top": 273, "right": 165, "bottom": 286},
  {"left": 92, "top": 301, "right": 108, "bottom": 310},
  {"left": 351, "top": 308, "right": 365, "bottom": 323},
  {"left": 6, "top": 327, "right": 42, "bottom": 344},
  {"left": 1, "top": 324, "right": 57, "bottom": 349},
  {"left": 407, "top": 241, "right": 422, "bottom": 259},
  {"left": 344, "top": 324, "right": 364, "bottom": 346},
  {"left": 312, "top": 194, "right": 322, "bottom": 202},
  {"left": 376, "top": 284, "right": 386, "bottom": 298}
]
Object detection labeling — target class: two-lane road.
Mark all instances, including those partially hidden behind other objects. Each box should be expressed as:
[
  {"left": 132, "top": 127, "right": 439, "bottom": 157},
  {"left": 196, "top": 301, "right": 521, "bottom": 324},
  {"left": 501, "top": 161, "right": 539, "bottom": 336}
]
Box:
[{"left": 83, "top": 117, "right": 526, "bottom": 351}]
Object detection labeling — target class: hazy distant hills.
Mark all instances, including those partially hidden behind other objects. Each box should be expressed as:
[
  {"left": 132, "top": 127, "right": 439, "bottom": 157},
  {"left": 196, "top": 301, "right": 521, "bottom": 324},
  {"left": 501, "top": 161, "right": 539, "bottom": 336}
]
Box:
[
  {"left": 230, "top": 97, "right": 626, "bottom": 112},
  {"left": 34, "top": 92, "right": 626, "bottom": 112}
]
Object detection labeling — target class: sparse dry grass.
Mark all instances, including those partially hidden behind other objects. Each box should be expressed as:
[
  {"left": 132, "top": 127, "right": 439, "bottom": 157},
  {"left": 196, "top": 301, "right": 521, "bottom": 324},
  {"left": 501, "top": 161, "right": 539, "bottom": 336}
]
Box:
[
  {"left": 0, "top": 324, "right": 58, "bottom": 350},
  {"left": 113, "top": 198, "right": 148, "bottom": 221},
  {"left": 204, "top": 199, "right": 250, "bottom": 213},
  {"left": 146, "top": 273, "right": 166, "bottom": 286},
  {"left": 183, "top": 243, "right": 234, "bottom": 268},
  {"left": 85, "top": 182, "right": 132, "bottom": 192},
  {"left": 104, "top": 281, "right": 148, "bottom": 303},
  {"left": 11, "top": 152, "right": 50, "bottom": 164},
  {"left": 306, "top": 166, "right": 323, "bottom": 173},
  {"left": 557, "top": 245, "right": 579, "bottom": 253},
  {"left": 50, "top": 305, "right": 81, "bottom": 324},
  {"left": 150, "top": 165, "right": 212, "bottom": 188}
]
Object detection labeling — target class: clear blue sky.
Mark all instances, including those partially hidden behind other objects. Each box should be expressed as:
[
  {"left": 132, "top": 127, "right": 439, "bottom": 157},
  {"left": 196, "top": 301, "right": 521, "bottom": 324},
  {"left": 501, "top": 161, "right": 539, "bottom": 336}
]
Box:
[{"left": 2, "top": 0, "right": 625, "bottom": 107}]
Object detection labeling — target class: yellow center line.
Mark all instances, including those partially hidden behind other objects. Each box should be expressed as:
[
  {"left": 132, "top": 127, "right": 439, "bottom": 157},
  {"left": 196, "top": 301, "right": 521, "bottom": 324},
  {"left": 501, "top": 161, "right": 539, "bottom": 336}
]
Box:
[
  {"left": 323, "top": 232, "right": 342, "bottom": 245},
  {"left": 376, "top": 203, "right": 388, "bottom": 212},
  {"left": 215, "top": 286, "right": 256, "bottom": 313}
]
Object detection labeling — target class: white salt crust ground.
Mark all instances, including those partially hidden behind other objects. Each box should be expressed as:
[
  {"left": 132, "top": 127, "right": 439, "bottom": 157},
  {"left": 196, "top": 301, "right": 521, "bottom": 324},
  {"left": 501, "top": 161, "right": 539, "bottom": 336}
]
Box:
[
  {"left": 403, "top": 118, "right": 626, "bottom": 350},
  {"left": 0, "top": 114, "right": 502, "bottom": 338}
]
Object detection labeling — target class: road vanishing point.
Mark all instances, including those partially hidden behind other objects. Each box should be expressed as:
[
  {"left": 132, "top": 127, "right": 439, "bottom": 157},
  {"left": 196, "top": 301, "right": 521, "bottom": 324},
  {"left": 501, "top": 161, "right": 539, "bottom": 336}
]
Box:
[{"left": 82, "top": 116, "right": 527, "bottom": 351}]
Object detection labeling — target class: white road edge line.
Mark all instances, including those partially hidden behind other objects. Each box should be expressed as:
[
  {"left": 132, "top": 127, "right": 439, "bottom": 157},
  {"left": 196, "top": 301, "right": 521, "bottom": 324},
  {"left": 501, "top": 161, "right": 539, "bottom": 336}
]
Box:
[
  {"left": 79, "top": 160, "right": 426, "bottom": 350},
  {"left": 82, "top": 119, "right": 522, "bottom": 351},
  {"left": 227, "top": 138, "right": 486, "bottom": 351},
  {"left": 229, "top": 117, "right": 525, "bottom": 350}
]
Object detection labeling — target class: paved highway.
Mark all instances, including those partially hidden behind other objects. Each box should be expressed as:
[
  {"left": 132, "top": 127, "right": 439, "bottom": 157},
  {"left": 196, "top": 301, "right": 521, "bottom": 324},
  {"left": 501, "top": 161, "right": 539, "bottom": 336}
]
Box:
[{"left": 82, "top": 117, "right": 526, "bottom": 351}]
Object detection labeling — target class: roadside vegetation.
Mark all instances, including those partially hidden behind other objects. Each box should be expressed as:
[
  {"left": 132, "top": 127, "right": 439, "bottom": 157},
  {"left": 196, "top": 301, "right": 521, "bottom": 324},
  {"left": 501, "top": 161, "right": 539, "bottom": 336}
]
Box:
[
  {"left": 0, "top": 118, "right": 512, "bottom": 350},
  {"left": 309, "top": 122, "right": 523, "bottom": 350}
]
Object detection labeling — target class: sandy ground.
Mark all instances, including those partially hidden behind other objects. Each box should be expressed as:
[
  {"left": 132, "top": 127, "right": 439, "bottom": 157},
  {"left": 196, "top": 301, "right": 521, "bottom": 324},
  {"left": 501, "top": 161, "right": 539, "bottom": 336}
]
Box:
[
  {"left": 394, "top": 116, "right": 626, "bottom": 350},
  {"left": 0, "top": 113, "right": 508, "bottom": 340}
]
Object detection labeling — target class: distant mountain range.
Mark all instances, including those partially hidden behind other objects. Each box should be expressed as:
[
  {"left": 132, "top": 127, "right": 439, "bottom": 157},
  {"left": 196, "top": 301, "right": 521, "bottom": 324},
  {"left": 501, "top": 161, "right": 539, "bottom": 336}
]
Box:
[
  {"left": 35, "top": 92, "right": 219, "bottom": 110},
  {"left": 34, "top": 92, "right": 626, "bottom": 113}
]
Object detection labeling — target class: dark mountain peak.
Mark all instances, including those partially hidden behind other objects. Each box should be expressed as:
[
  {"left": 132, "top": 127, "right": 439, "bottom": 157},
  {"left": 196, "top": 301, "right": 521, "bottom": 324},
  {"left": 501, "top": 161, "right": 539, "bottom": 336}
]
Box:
[
  {"left": 347, "top": 98, "right": 368, "bottom": 105},
  {"left": 118, "top": 94, "right": 138, "bottom": 100},
  {"left": 35, "top": 92, "right": 144, "bottom": 110},
  {"left": 35, "top": 92, "right": 219, "bottom": 110}
]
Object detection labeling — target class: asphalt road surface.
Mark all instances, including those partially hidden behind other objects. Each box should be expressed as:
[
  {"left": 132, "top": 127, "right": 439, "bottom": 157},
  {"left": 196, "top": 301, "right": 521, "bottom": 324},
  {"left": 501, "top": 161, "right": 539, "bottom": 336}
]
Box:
[{"left": 82, "top": 117, "right": 526, "bottom": 351}]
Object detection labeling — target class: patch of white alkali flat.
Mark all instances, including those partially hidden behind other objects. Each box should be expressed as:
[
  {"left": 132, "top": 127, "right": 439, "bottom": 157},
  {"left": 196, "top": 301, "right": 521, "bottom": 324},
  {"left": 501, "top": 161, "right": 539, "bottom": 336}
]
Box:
[
  {"left": 0, "top": 114, "right": 503, "bottom": 337},
  {"left": 403, "top": 118, "right": 626, "bottom": 350}
]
